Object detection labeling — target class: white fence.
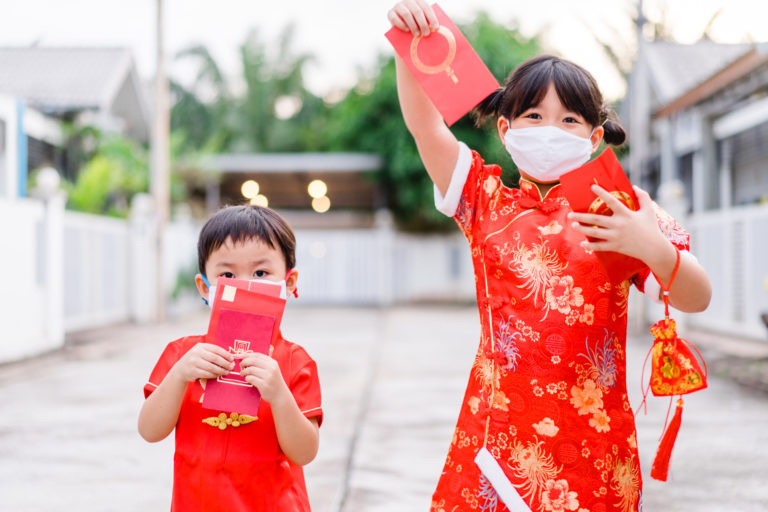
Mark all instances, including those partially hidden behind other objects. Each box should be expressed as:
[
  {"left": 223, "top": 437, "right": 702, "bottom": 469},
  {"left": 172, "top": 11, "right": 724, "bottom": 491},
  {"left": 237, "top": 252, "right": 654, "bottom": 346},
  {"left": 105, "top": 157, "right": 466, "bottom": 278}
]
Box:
[
  {"left": 0, "top": 193, "right": 477, "bottom": 363},
  {"left": 686, "top": 205, "right": 768, "bottom": 340},
  {"left": 62, "top": 211, "right": 131, "bottom": 331}
]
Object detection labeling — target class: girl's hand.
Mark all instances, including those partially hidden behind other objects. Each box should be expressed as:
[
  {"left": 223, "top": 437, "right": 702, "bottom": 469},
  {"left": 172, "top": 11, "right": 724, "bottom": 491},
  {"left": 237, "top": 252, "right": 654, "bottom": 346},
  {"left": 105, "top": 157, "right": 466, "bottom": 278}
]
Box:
[
  {"left": 172, "top": 343, "right": 234, "bottom": 383},
  {"left": 388, "top": 0, "right": 439, "bottom": 37},
  {"left": 239, "top": 353, "right": 289, "bottom": 404},
  {"left": 568, "top": 185, "right": 670, "bottom": 263}
]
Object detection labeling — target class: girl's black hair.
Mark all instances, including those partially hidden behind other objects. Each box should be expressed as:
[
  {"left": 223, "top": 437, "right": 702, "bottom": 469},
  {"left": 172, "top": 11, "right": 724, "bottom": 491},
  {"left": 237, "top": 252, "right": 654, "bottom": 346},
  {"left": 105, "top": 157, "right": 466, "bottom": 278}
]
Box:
[
  {"left": 197, "top": 205, "right": 296, "bottom": 275},
  {"left": 473, "top": 54, "right": 626, "bottom": 145}
]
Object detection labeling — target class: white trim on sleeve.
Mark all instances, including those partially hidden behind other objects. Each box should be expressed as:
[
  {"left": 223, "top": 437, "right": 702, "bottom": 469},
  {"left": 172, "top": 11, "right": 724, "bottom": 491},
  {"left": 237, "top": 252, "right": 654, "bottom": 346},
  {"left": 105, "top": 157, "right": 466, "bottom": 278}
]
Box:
[
  {"left": 434, "top": 141, "right": 472, "bottom": 217},
  {"left": 642, "top": 249, "right": 698, "bottom": 303}
]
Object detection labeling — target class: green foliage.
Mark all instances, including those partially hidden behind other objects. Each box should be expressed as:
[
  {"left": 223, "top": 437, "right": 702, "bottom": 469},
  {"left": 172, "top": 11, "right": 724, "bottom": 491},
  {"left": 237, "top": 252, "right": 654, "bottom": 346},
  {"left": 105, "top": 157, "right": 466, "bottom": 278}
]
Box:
[{"left": 66, "top": 136, "right": 149, "bottom": 217}]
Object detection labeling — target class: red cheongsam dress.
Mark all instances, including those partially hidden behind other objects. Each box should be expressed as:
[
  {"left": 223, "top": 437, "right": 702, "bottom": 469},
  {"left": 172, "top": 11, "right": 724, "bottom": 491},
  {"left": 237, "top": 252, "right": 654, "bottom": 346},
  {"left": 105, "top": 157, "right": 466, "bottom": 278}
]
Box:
[
  {"left": 429, "top": 143, "right": 691, "bottom": 512},
  {"left": 143, "top": 333, "right": 322, "bottom": 512}
]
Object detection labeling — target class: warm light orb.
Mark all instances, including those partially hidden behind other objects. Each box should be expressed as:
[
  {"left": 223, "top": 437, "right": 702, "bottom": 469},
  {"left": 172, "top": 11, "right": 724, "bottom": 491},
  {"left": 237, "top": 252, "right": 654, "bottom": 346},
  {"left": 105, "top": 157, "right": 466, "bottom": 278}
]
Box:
[
  {"left": 311, "top": 195, "right": 331, "bottom": 213},
  {"left": 250, "top": 194, "right": 269, "bottom": 207},
  {"left": 241, "top": 180, "right": 260, "bottom": 199},
  {"left": 307, "top": 179, "right": 328, "bottom": 199}
]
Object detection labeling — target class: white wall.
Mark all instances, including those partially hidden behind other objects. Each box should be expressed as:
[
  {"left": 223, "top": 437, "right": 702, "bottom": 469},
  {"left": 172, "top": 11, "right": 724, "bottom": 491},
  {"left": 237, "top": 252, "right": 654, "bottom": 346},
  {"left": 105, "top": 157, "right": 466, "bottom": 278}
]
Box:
[{"left": 0, "top": 198, "right": 49, "bottom": 360}]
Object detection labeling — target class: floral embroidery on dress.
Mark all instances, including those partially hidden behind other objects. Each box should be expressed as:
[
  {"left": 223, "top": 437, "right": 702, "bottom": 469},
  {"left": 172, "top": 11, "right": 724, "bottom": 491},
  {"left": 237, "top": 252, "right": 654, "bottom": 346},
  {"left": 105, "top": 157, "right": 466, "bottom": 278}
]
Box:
[
  {"left": 494, "top": 314, "right": 523, "bottom": 372},
  {"left": 578, "top": 330, "right": 620, "bottom": 389},
  {"left": 510, "top": 239, "right": 567, "bottom": 307},
  {"left": 541, "top": 478, "right": 580, "bottom": 512}
]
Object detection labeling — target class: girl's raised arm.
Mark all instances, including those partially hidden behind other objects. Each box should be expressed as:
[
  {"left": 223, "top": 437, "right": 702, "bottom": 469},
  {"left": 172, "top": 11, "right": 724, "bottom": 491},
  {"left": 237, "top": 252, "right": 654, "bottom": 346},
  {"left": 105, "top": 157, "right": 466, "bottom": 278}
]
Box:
[{"left": 389, "top": 1, "right": 459, "bottom": 196}]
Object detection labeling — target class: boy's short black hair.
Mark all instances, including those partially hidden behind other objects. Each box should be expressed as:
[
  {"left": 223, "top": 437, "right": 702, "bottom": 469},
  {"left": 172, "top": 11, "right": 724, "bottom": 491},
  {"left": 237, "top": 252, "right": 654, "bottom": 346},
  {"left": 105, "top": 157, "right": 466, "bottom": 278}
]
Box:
[{"left": 197, "top": 205, "right": 296, "bottom": 275}]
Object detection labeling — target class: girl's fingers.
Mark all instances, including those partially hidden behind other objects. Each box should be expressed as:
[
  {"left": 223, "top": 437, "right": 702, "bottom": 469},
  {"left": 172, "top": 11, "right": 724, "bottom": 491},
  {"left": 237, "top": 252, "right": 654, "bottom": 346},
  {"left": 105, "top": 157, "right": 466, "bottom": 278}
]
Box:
[
  {"left": 407, "top": 0, "right": 433, "bottom": 36},
  {"left": 568, "top": 212, "right": 615, "bottom": 228},
  {"left": 415, "top": 0, "right": 440, "bottom": 30},
  {"left": 633, "top": 185, "right": 653, "bottom": 210},
  {"left": 573, "top": 225, "right": 610, "bottom": 240},
  {"left": 388, "top": 7, "right": 409, "bottom": 31},
  {"left": 392, "top": 3, "right": 420, "bottom": 34},
  {"left": 581, "top": 239, "right": 614, "bottom": 252},
  {"left": 591, "top": 185, "right": 630, "bottom": 215}
]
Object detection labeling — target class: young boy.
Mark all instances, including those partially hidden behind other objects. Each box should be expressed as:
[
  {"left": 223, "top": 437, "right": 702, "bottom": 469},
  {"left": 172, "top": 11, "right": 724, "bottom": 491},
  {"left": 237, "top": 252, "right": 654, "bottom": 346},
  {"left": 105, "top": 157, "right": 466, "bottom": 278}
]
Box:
[{"left": 139, "top": 205, "right": 322, "bottom": 511}]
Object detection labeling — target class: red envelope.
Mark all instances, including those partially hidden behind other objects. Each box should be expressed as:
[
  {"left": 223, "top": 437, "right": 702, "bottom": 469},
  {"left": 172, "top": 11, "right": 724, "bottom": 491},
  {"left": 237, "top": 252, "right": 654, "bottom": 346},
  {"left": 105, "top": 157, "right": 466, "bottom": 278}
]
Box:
[
  {"left": 202, "top": 278, "right": 286, "bottom": 416},
  {"left": 385, "top": 3, "right": 499, "bottom": 125},
  {"left": 560, "top": 148, "right": 646, "bottom": 283}
]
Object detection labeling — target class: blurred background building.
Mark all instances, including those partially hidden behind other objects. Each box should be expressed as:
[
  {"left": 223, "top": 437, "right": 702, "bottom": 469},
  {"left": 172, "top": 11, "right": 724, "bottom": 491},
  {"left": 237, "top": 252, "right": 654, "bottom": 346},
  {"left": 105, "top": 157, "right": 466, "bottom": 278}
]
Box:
[{"left": 1, "top": 1, "right": 768, "bottom": 364}]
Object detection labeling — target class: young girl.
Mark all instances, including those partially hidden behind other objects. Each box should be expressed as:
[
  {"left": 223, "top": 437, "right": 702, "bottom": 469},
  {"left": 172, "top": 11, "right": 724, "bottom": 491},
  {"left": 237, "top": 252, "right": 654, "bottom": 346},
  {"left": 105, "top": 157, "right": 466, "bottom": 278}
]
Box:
[
  {"left": 138, "top": 205, "right": 322, "bottom": 511},
  {"left": 388, "top": 2, "right": 711, "bottom": 511}
]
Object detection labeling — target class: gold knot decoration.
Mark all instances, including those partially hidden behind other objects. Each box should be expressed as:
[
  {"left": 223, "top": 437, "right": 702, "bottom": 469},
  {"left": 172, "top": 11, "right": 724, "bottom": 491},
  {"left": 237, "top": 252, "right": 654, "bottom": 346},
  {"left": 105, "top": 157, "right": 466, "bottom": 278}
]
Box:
[
  {"left": 410, "top": 26, "right": 458, "bottom": 83},
  {"left": 202, "top": 412, "right": 258, "bottom": 430}
]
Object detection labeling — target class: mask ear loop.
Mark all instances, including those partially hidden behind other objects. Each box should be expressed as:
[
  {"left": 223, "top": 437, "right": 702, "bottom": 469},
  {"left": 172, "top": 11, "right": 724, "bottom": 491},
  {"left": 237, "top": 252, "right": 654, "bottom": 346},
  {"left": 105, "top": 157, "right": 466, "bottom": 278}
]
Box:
[{"left": 201, "top": 274, "right": 211, "bottom": 305}]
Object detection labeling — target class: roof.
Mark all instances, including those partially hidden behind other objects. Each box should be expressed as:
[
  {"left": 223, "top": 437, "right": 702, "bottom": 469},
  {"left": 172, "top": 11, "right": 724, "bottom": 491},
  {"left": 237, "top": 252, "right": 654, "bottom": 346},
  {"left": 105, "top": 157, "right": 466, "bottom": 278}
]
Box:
[
  {"left": 0, "top": 47, "right": 149, "bottom": 140},
  {"left": 644, "top": 40, "right": 752, "bottom": 107}
]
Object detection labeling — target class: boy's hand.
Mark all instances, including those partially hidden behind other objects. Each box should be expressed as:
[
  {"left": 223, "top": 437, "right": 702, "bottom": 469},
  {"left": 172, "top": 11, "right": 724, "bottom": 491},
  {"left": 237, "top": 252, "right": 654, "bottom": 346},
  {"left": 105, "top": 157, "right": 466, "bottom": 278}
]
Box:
[
  {"left": 239, "top": 353, "right": 289, "bottom": 404},
  {"left": 172, "top": 343, "right": 234, "bottom": 383},
  {"left": 568, "top": 185, "right": 669, "bottom": 263},
  {"left": 388, "top": 0, "right": 439, "bottom": 37}
]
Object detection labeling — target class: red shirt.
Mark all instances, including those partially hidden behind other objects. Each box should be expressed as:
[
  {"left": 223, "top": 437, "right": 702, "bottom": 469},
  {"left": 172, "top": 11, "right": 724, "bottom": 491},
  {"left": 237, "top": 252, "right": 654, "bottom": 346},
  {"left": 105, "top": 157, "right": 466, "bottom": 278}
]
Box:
[
  {"left": 144, "top": 334, "right": 322, "bottom": 511},
  {"left": 431, "top": 148, "right": 690, "bottom": 512}
]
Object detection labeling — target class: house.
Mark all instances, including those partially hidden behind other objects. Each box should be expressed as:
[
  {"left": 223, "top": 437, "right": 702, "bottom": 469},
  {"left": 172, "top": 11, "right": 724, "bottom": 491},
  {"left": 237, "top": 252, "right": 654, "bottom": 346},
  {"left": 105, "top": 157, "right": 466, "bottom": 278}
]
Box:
[
  {"left": 0, "top": 46, "right": 150, "bottom": 193},
  {"left": 628, "top": 39, "right": 768, "bottom": 339}
]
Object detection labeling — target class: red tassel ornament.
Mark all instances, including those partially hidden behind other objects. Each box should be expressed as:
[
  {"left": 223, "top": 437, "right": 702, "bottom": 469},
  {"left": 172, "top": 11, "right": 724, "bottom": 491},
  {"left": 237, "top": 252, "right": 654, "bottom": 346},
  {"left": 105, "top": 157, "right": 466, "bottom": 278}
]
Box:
[
  {"left": 650, "top": 398, "right": 684, "bottom": 481},
  {"left": 639, "top": 249, "right": 707, "bottom": 482}
]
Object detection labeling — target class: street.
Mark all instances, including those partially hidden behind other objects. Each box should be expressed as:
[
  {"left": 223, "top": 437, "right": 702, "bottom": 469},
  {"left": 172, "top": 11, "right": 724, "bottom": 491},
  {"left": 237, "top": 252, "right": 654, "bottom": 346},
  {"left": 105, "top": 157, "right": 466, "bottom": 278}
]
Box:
[{"left": 1, "top": 305, "right": 767, "bottom": 511}]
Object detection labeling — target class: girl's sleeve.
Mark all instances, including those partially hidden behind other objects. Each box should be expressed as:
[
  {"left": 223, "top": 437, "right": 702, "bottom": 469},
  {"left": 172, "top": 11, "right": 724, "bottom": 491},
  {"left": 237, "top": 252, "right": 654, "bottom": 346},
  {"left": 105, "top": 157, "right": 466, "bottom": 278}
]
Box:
[
  {"left": 631, "top": 203, "right": 694, "bottom": 301},
  {"left": 288, "top": 348, "right": 323, "bottom": 426},
  {"left": 434, "top": 141, "right": 503, "bottom": 238}
]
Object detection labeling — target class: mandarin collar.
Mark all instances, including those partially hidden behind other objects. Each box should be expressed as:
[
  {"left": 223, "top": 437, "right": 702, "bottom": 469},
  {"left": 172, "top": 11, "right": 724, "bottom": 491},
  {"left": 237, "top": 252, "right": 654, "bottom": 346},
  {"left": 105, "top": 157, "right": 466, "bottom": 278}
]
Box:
[{"left": 519, "top": 178, "right": 564, "bottom": 202}]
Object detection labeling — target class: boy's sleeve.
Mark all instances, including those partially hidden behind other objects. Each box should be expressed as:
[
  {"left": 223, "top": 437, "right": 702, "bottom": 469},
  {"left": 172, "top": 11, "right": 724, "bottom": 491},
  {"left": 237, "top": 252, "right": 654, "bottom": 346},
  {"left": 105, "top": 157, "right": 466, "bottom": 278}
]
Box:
[
  {"left": 434, "top": 141, "right": 503, "bottom": 238},
  {"left": 288, "top": 348, "right": 323, "bottom": 427},
  {"left": 143, "top": 341, "right": 184, "bottom": 399},
  {"left": 632, "top": 203, "right": 692, "bottom": 301}
]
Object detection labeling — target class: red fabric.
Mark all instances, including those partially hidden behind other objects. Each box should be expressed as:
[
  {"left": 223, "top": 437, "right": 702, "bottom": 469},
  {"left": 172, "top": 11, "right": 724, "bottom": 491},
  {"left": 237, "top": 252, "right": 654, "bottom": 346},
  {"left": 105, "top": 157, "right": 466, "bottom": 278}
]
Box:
[
  {"left": 431, "top": 149, "right": 690, "bottom": 512},
  {"left": 144, "top": 334, "right": 322, "bottom": 511}
]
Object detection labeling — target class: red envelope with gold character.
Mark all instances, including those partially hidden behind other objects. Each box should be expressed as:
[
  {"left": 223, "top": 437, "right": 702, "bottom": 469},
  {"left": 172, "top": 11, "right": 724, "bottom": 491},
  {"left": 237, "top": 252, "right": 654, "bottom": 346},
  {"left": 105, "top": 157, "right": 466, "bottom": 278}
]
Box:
[
  {"left": 385, "top": 3, "right": 499, "bottom": 125},
  {"left": 560, "top": 148, "right": 646, "bottom": 283},
  {"left": 201, "top": 278, "right": 286, "bottom": 416}
]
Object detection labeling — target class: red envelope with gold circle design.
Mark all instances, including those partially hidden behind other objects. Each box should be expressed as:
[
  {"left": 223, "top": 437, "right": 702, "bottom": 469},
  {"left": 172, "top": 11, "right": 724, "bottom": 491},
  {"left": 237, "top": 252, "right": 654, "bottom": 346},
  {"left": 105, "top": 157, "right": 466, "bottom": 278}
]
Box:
[{"left": 385, "top": 3, "right": 499, "bottom": 126}]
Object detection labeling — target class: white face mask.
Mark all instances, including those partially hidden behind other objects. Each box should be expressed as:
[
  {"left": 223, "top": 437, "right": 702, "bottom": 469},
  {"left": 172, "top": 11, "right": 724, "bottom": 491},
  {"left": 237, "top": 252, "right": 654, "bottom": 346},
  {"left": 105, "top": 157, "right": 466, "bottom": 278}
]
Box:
[
  {"left": 504, "top": 125, "right": 594, "bottom": 182},
  {"left": 205, "top": 277, "right": 287, "bottom": 308}
]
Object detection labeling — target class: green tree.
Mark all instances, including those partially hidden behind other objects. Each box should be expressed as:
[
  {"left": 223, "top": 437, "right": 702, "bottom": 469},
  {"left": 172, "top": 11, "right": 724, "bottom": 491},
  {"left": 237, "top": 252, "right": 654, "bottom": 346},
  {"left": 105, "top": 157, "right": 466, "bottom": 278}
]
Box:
[
  {"left": 320, "top": 13, "right": 541, "bottom": 231},
  {"left": 171, "top": 26, "right": 324, "bottom": 155}
]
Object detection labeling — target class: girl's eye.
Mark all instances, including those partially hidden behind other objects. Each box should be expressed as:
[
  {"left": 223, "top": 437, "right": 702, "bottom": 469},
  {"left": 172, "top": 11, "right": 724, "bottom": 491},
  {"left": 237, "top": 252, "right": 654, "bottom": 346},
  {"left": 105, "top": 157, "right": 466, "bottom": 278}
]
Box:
[
  {"left": 254, "top": 270, "right": 267, "bottom": 278},
  {"left": 220, "top": 272, "right": 234, "bottom": 278}
]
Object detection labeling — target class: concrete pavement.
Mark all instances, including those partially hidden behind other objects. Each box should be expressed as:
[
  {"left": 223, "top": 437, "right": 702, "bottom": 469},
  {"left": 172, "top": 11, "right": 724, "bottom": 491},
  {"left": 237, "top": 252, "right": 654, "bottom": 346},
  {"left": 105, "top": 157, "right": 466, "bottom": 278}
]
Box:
[{"left": 1, "top": 305, "right": 767, "bottom": 511}]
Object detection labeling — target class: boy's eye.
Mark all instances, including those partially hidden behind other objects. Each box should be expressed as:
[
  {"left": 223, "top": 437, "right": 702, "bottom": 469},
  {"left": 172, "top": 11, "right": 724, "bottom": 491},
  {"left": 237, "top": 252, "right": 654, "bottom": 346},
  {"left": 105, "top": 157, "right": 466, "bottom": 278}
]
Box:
[
  {"left": 220, "top": 272, "right": 234, "bottom": 278},
  {"left": 525, "top": 113, "right": 541, "bottom": 120},
  {"left": 563, "top": 117, "right": 580, "bottom": 124},
  {"left": 254, "top": 270, "right": 267, "bottom": 278}
]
